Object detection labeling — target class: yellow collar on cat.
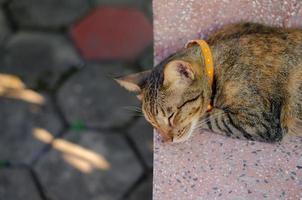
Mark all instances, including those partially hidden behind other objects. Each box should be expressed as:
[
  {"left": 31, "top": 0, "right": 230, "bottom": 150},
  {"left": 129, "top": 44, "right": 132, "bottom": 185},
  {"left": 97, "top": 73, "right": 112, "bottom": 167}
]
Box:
[
  {"left": 185, "top": 40, "right": 214, "bottom": 86},
  {"left": 185, "top": 40, "right": 214, "bottom": 111}
]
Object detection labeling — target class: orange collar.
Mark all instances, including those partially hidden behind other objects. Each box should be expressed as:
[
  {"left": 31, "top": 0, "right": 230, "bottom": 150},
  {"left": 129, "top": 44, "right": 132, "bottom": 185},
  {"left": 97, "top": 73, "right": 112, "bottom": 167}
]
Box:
[
  {"left": 185, "top": 40, "right": 214, "bottom": 111},
  {"left": 185, "top": 40, "right": 214, "bottom": 85}
]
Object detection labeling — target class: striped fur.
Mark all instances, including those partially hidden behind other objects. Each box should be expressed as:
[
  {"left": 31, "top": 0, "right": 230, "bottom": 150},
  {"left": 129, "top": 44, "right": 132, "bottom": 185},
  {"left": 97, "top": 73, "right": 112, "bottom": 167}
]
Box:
[{"left": 117, "top": 23, "right": 302, "bottom": 143}]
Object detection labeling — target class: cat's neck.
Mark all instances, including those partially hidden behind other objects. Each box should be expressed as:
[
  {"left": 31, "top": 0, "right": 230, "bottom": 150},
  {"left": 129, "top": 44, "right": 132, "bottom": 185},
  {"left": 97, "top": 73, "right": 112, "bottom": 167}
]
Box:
[
  {"left": 186, "top": 42, "right": 226, "bottom": 72},
  {"left": 208, "top": 40, "right": 236, "bottom": 72}
]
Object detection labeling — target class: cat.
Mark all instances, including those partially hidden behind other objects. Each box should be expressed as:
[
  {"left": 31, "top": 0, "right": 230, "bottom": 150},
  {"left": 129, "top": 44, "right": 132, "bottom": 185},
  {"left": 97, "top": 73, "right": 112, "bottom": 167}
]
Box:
[{"left": 116, "top": 22, "right": 302, "bottom": 143}]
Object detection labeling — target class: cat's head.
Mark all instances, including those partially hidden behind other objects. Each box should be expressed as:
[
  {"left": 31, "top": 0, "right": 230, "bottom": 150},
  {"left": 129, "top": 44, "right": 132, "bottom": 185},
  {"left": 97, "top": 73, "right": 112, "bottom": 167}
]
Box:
[{"left": 115, "top": 47, "right": 212, "bottom": 142}]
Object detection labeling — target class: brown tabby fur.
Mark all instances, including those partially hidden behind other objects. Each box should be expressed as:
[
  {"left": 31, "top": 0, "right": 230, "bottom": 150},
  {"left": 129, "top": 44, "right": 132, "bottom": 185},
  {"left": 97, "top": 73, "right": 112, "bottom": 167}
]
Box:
[{"left": 116, "top": 23, "right": 302, "bottom": 143}]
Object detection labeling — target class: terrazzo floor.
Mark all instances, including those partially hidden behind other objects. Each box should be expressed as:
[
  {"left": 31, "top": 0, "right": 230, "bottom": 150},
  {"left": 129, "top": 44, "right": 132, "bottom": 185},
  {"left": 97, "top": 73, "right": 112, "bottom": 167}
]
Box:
[{"left": 153, "top": 0, "right": 302, "bottom": 199}]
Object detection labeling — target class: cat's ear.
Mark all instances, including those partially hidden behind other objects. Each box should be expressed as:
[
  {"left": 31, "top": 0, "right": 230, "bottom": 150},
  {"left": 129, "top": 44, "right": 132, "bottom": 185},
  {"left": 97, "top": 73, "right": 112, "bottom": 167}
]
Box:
[
  {"left": 163, "top": 60, "right": 195, "bottom": 86},
  {"left": 114, "top": 70, "right": 151, "bottom": 93}
]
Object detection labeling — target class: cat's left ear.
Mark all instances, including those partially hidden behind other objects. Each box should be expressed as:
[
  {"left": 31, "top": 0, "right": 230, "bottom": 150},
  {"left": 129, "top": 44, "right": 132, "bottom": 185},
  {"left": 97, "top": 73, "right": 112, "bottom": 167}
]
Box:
[
  {"left": 163, "top": 60, "right": 195, "bottom": 86},
  {"left": 114, "top": 70, "right": 151, "bottom": 93}
]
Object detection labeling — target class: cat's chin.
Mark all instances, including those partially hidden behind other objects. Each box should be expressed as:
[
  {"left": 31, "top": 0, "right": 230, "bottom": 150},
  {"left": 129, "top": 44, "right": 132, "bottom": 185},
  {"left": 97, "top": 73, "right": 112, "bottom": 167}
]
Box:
[{"left": 172, "top": 120, "right": 197, "bottom": 143}]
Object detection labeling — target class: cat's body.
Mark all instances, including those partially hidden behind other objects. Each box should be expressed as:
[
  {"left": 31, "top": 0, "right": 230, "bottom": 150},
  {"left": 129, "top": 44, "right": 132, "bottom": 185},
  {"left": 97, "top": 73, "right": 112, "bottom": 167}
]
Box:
[{"left": 116, "top": 23, "right": 302, "bottom": 143}]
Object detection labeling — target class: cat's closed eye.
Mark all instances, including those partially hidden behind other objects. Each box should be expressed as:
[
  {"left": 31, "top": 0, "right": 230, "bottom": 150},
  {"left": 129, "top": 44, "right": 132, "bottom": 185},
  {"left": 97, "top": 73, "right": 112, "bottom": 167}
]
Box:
[
  {"left": 177, "top": 94, "right": 201, "bottom": 109},
  {"left": 168, "top": 112, "right": 175, "bottom": 127}
]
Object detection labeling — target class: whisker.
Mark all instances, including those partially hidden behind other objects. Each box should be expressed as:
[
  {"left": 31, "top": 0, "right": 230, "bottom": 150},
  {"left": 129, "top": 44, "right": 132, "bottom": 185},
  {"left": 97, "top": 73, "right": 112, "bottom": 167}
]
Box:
[
  {"left": 193, "top": 111, "right": 226, "bottom": 130},
  {"left": 122, "top": 106, "right": 142, "bottom": 113},
  {"left": 131, "top": 114, "right": 145, "bottom": 117}
]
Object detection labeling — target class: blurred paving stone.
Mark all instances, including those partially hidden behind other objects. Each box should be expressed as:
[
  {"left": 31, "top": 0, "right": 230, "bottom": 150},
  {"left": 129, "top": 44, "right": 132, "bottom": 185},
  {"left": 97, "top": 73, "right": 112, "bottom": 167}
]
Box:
[
  {"left": 93, "top": 0, "right": 153, "bottom": 19},
  {"left": 0, "top": 9, "right": 11, "bottom": 45},
  {"left": 0, "top": 0, "right": 8, "bottom": 5},
  {"left": 9, "top": 0, "right": 90, "bottom": 29},
  {"left": 35, "top": 130, "right": 143, "bottom": 200},
  {"left": 70, "top": 7, "right": 153, "bottom": 61},
  {"left": 0, "top": 32, "right": 82, "bottom": 89},
  {"left": 93, "top": 0, "right": 142, "bottom": 7},
  {"left": 138, "top": 45, "right": 153, "bottom": 71},
  {"left": 128, "top": 175, "right": 152, "bottom": 200},
  {"left": 0, "top": 95, "right": 63, "bottom": 163},
  {"left": 58, "top": 63, "right": 138, "bottom": 128},
  {"left": 0, "top": 168, "right": 42, "bottom": 200},
  {"left": 128, "top": 118, "right": 153, "bottom": 168}
]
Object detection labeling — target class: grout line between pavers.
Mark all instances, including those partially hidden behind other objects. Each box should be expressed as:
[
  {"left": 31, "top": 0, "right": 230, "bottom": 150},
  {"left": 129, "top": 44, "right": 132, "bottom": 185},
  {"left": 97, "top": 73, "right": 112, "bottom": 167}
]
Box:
[
  {"left": 124, "top": 133, "right": 149, "bottom": 171},
  {"left": 29, "top": 127, "right": 70, "bottom": 166},
  {"left": 15, "top": 25, "right": 68, "bottom": 34},
  {"left": 29, "top": 65, "right": 83, "bottom": 166},
  {"left": 65, "top": 31, "right": 86, "bottom": 64},
  {"left": 2, "top": 0, "right": 18, "bottom": 32},
  {"left": 50, "top": 93, "right": 70, "bottom": 129},
  {"left": 49, "top": 64, "right": 86, "bottom": 128},
  {"left": 28, "top": 167, "right": 52, "bottom": 200},
  {"left": 120, "top": 170, "right": 152, "bottom": 200},
  {"left": 136, "top": 42, "right": 154, "bottom": 71},
  {"left": 1, "top": 162, "right": 51, "bottom": 200}
]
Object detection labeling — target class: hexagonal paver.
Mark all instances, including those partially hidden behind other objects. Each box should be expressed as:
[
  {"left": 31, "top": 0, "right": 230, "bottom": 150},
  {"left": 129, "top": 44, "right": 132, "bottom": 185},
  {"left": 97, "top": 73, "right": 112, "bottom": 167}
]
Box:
[
  {"left": 0, "top": 94, "right": 62, "bottom": 163},
  {"left": 9, "top": 0, "right": 90, "bottom": 29},
  {"left": 128, "top": 118, "right": 153, "bottom": 168},
  {"left": 0, "top": 0, "right": 7, "bottom": 4},
  {"left": 0, "top": 168, "right": 42, "bottom": 200},
  {"left": 58, "top": 62, "right": 138, "bottom": 128},
  {"left": 128, "top": 175, "right": 152, "bottom": 200},
  {"left": 35, "top": 130, "right": 143, "bottom": 200},
  {"left": 138, "top": 45, "right": 153, "bottom": 70},
  {"left": 92, "top": 0, "right": 153, "bottom": 19},
  {"left": 0, "top": 32, "right": 82, "bottom": 89},
  {"left": 93, "top": 0, "right": 142, "bottom": 7},
  {"left": 70, "top": 7, "right": 153, "bottom": 61}
]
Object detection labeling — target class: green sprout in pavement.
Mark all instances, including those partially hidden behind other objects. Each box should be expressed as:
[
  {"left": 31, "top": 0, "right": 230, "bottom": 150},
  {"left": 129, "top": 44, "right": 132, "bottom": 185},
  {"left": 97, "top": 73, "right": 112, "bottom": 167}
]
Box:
[
  {"left": 71, "top": 120, "right": 86, "bottom": 132},
  {"left": 0, "top": 160, "right": 7, "bottom": 168}
]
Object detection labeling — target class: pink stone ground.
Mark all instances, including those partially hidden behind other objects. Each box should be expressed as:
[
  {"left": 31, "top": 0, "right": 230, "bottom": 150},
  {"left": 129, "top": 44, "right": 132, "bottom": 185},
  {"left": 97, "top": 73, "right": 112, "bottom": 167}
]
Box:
[{"left": 153, "top": 1, "right": 302, "bottom": 199}]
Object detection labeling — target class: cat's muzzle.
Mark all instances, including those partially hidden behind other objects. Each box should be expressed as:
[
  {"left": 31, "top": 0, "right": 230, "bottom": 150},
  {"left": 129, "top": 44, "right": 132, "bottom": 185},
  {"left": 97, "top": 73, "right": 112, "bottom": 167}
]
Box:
[{"left": 172, "top": 121, "right": 197, "bottom": 143}]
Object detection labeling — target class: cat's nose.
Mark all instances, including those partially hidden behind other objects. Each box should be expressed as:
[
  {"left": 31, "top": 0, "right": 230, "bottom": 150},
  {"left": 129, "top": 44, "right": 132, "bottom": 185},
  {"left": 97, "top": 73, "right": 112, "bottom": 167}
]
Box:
[{"left": 156, "top": 128, "right": 172, "bottom": 142}]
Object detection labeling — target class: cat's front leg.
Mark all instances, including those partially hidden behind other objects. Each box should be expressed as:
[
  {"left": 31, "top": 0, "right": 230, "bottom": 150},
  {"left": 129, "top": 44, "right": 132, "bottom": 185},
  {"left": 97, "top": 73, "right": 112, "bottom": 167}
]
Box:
[{"left": 197, "top": 108, "right": 284, "bottom": 142}]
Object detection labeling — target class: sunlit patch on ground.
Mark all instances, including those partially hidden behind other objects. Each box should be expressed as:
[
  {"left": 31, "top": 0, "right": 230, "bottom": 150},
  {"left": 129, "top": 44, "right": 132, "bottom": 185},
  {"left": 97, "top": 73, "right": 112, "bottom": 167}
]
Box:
[
  {"left": 0, "top": 73, "right": 45, "bottom": 105},
  {"left": 33, "top": 128, "right": 110, "bottom": 173}
]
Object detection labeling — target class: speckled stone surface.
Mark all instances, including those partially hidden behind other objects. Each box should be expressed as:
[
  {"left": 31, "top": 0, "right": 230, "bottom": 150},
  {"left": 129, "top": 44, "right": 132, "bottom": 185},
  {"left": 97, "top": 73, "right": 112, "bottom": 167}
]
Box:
[
  {"left": 153, "top": 0, "right": 302, "bottom": 199},
  {"left": 154, "top": 133, "right": 302, "bottom": 200},
  {"left": 153, "top": 0, "right": 302, "bottom": 64}
]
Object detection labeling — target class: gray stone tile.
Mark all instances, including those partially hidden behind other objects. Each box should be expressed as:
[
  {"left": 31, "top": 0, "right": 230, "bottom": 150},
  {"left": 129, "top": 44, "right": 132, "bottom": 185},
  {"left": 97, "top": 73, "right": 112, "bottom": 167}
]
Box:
[
  {"left": 0, "top": 0, "right": 7, "bottom": 4},
  {"left": 0, "top": 94, "right": 63, "bottom": 163},
  {"left": 138, "top": 45, "right": 153, "bottom": 71},
  {"left": 94, "top": 0, "right": 153, "bottom": 19},
  {"left": 128, "top": 175, "right": 152, "bottom": 200},
  {"left": 94, "top": 0, "right": 142, "bottom": 7},
  {"left": 35, "top": 130, "right": 143, "bottom": 200},
  {"left": 9, "top": 0, "right": 90, "bottom": 28},
  {"left": 0, "top": 32, "right": 82, "bottom": 89},
  {"left": 58, "top": 63, "right": 139, "bottom": 128},
  {"left": 0, "top": 9, "right": 11, "bottom": 46},
  {"left": 128, "top": 118, "right": 153, "bottom": 168},
  {"left": 140, "top": 0, "right": 153, "bottom": 20},
  {"left": 0, "top": 168, "right": 42, "bottom": 200}
]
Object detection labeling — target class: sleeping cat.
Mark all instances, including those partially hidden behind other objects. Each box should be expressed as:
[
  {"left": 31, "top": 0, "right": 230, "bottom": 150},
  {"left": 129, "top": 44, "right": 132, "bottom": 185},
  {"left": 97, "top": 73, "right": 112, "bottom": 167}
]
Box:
[{"left": 116, "top": 22, "right": 302, "bottom": 143}]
